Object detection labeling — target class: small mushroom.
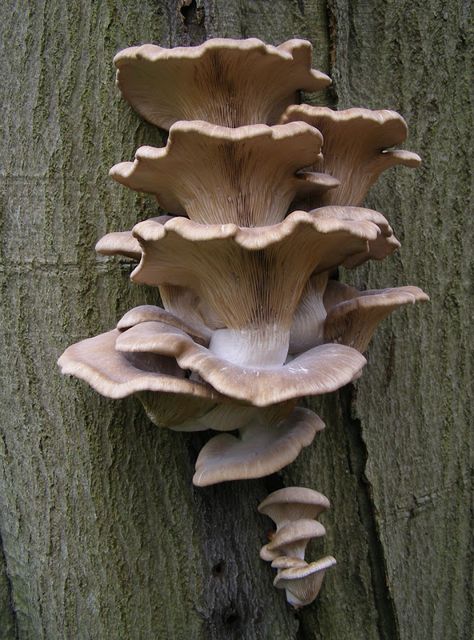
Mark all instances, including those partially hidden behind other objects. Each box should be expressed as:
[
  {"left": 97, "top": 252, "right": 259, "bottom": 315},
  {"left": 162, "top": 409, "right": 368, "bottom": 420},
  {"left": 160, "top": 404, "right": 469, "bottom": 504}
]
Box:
[
  {"left": 258, "top": 487, "right": 330, "bottom": 530},
  {"left": 193, "top": 407, "right": 324, "bottom": 486},
  {"left": 114, "top": 38, "right": 330, "bottom": 129},
  {"left": 260, "top": 519, "right": 326, "bottom": 561},
  {"left": 281, "top": 105, "right": 421, "bottom": 208},
  {"left": 274, "top": 556, "right": 337, "bottom": 608},
  {"left": 110, "top": 121, "right": 339, "bottom": 227}
]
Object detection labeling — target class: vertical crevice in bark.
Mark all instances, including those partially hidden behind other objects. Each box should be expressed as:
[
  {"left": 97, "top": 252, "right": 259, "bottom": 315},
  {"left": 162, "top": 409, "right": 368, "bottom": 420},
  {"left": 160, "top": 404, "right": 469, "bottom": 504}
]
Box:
[
  {"left": 0, "top": 532, "right": 18, "bottom": 640},
  {"left": 340, "top": 386, "right": 399, "bottom": 640}
]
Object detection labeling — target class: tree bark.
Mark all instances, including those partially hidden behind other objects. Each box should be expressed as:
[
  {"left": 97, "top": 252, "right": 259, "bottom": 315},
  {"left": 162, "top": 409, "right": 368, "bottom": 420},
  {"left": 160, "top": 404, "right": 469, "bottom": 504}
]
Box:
[{"left": 0, "top": 1, "right": 471, "bottom": 639}]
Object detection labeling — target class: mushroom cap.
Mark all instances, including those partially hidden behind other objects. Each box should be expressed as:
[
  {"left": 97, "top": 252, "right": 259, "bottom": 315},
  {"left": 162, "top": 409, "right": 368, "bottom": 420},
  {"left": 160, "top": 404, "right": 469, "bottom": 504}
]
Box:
[
  {"left": 130, "top": 209, "right": 382, "bottom": 333},
  {"left": 273, "top": 555, "right": 337, "bottom": 607},
  {"left": 115, "top": 320, "right": 366, "bottom": 406},
  {"left": 260, "top": 519, "right": 326, "bottom": 561},
  {"left": 281, "top": 105, "right": 421, "bottom": 208},
  {"left": 110, "top": 120, "right": 337, "bottom": 226},
  {"left": 258, "top": 487, "right": 330, "bottom": 529},
  {"left": 192, "top": 407, "right": 324, "bottom": 486},
  {"left": 324, "top": 282, "right": 430, "bottom": 352},
  {"left": 57, "top": 329, "right": 221, "bottom": 427},
  {"left": 114, "top": 38, "right": 330, "bottom": 129}
]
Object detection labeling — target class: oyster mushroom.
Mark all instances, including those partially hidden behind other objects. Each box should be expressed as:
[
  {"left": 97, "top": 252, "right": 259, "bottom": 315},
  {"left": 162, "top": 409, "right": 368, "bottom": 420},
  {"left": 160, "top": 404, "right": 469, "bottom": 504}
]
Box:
[
  {"left": 281, "top": 105, "right": 421, "bottom": 208},
  {"left": 258, "top": 487, "right": 330, "bottom": 530},
  {"left": 193, "top": 407, "right": 324, "bottom": 486},
  {"left": 114, "top": 38, "right": 330, "bottom": 129},
  {"left": 260, "top": 519, "right": 326, "bottom": 562},
  {"left": 274, "top": 556, "right": 337, "bottom": 608},
  {"left": 110, "top": 120, "right": 338, "bottom": 226}
]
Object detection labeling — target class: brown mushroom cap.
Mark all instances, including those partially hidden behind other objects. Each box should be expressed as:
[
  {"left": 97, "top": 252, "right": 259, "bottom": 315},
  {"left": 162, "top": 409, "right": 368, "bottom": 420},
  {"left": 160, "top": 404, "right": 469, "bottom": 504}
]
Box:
[
  {"left": 57, "top": 329, "right": 221, "bottom": 427},
  {"left": 258, "top": 487, "right": 330, "bottom": 529},
  {"left": 114, "top": 38, "right": 330, "bottom": 129},
  {"left": 273, "top": 555, "right": 337, "bottom": 607},
  {"left": 260, "top": 519, "right": 326, "bottom": 561},
  {"left": 130, "top": 210, "right": 381, "bottom": 336},
  {"left": 115, "top": 320, "right": 366, "bottom": 406},
  {"left": 281, "top": 105, "right": 421, "bottom": 208},
  {"left": 110, "top": 121, "right": 338, "bottom": 226},
  {"left": 193, "top": 407, "right": 324, "bottom": 487},
  {"left": 324, "top": 281, "right": 430, "bottom": 352}
]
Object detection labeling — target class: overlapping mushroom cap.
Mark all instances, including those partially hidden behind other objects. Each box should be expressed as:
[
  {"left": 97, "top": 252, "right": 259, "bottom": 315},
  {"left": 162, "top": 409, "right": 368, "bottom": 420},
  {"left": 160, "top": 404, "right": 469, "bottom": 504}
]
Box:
[
  {"left": 114, "top": 38, "right": 330, "bottom": 129},
  {"left": 110, "top": 120, "right": 338, "bottom": 226},
  {"left": 281, "top": 105, "right": 421, "bottom": 209}
]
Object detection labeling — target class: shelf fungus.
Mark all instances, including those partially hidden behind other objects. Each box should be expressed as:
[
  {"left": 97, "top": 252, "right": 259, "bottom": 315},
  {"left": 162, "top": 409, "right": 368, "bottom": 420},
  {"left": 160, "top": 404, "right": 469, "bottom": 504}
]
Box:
[
  {"left": 258, "top": 487, "right": 336, "bottom": 607},
  {"left": 58, "top": 36, "right": 428, "bottom": 608}
]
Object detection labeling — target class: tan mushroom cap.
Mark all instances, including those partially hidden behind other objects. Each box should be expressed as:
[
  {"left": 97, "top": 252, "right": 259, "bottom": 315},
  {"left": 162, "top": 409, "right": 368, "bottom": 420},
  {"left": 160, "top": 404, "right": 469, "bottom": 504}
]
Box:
[
  {"left": 110, "top": 120, "right": 338, "bottom": 226},
  {"left": 193, "top": 407, "right": 324, "bottom": 487},
  {"left": 95, "top": 230, "right": 142, "bottom": 261},
  {"left": 273, "top": 555, "right": 337, "bottom": 607},
  {"left": 130, "top": 210, "right": 381, "bottom": 334},
  {"left": 258, "top": 487, "right": 330, "bottom": 529},
  {"left": 114, "top": 38, "right": 330, "bottom": 129},
  {"left": 57, "top": 329, "right": 221, "bottom": 427},
  {"left": 324, "top": 281, "right": 430, "bottom": 352},
  {"left": 115, "top": 320, "right": 366, "bottom": 406},
  {"left": 310, "top": 206, "right": 400, "bottom": 267},
  {"left": 260, "top": 519, "right": 326, "bottom": 561},
  {"left": 281, "top": 105, "right": 421, "bottom": 208}
]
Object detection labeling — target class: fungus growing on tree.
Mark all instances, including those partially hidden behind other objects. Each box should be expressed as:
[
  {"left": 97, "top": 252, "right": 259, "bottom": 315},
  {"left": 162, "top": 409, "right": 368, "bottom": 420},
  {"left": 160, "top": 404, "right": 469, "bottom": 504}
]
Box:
[{"left": 58, "top": 36, "right": 428, "bottom": 608}]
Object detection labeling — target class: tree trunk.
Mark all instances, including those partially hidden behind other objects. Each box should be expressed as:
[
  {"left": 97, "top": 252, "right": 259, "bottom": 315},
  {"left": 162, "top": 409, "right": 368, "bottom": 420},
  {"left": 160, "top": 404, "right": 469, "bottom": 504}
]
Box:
[{"left": 0, "top": 1, "right": 471, "bottom": 639}]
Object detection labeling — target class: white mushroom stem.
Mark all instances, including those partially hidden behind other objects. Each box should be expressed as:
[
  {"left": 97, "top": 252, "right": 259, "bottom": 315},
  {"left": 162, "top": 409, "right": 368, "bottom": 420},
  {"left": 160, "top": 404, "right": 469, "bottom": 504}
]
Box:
[{"left": 209, "top": 326, "right": 289, "bottom": 367}]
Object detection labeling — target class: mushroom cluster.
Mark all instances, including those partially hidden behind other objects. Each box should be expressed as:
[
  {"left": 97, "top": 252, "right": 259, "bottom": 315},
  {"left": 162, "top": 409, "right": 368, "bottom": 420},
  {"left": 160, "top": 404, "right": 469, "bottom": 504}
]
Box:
[
  {"left": 58, "top": 38, "right": 428, "bottom": 487},
  {"left": 259, "top": 487, "right": 336, "bottom": 607}
]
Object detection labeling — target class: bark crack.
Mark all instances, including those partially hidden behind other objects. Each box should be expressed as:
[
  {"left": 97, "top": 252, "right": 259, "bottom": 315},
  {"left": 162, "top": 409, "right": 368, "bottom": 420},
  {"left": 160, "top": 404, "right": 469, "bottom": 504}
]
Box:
[
  {"left": 0, "top": 532, "right": 19, "bottom": 640},
  {"left": 341, "top": 386, "right": 400, "bottom": 640}
]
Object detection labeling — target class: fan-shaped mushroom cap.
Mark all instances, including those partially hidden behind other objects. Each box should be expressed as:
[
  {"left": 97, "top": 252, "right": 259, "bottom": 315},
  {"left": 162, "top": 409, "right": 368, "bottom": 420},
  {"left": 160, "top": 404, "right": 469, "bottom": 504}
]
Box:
[
  {"left": 115, "top": 320, "right": 366, "bottom": 406},
  {"left": 258, "top": 487, "right": 330, "bottom": 529},
  {"left": 110, "top": 121, "right": 338, "bottom": 226},
  {"left": 130, "top": 210, "right": 382, "bottom": 339},
  {"left": 274, "top": 556, "right": 337, "bottom": 607},
  {"left": 281, "top": 105, "right": 421, "bottom": 208},
  {"left": 323, "top": 281, "right": 430, "bottom": 352},
  {"left": 114, "top": 38, "right": 330, "bottom": 129},
  {"left": 260, "top": 519, "right": 326, "bottom": 561},
  {"left": 310, "top": 206, "right": 400, "bottom": 267},
  {"left": 57, "top": 329, "right": 220, "bottom": 427},
  {"left": 193, "top": 407, "right": 324, "bottom": 486},
  {"left": 95, "top": 230, "right": 142, "bottom": 260}
]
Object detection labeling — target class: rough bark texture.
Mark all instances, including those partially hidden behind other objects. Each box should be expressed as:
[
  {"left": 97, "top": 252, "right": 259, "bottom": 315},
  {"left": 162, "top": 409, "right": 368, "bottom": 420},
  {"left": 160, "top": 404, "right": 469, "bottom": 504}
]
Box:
[{"left": 0, "top": 1, "right": 471, "bottom": 639}]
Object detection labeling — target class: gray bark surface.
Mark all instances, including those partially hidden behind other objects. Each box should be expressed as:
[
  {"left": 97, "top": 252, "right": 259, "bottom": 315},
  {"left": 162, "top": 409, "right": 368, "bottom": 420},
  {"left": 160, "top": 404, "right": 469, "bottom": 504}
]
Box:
[{"left": 0, "top": 1, "right": 471, "bottom": 639}]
